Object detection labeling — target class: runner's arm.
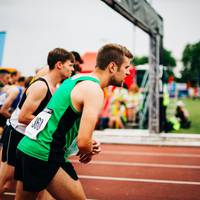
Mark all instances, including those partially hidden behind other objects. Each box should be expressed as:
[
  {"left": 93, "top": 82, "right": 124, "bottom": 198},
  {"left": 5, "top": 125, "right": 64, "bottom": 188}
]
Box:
[
  {"left": 18, "top": 81, "right": 48, "bottom": 125},
  {"left": 76, "top": 82, "right": 103, "bottom": 154},
  {"left": 0, "top": 87, "right": 19, "bottom": 118}
]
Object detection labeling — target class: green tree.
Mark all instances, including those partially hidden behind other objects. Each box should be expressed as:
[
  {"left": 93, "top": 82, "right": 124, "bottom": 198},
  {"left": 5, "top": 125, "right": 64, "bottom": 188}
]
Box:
[
  {"left": 161, "top": 48, "right": 176, "bottom": 68},
  {"left": 132, "top": 48, "right": 176, "bottom": 82},
  {"left": 160, "top": 48, "right": 177, "bottom": 80},
  {"left": 132, "top": 48, "right": 176, "bottom": 68},
  {"left": 181, "top": 41, "right": 200, "bottom": 85},
  {"left": 132, "top": 56, "right": 148, "bottom": 66}
]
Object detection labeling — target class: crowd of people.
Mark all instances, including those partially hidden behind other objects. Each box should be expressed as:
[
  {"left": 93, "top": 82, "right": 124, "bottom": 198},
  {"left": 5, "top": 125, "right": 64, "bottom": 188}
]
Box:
[
  {"left": 97, "top": 83, "right": 141, "bottom": 130},
  {"left": 0, "top": 43, "right": 133, "bottom": 199}
]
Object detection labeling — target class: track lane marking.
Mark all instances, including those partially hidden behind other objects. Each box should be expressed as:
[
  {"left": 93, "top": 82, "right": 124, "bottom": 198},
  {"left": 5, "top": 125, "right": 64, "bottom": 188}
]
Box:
[
  {"left": 71, "top": 160, "right": 200, "bottom": 169},
  {"left": 79, "top": 175, "right": 200, "bottom": 185},
  {"left": 3, "top": 192, "right": 96, "bottom": 200},
  {"left": 4, "top": 192, "right": 15, "bottom": 196},
  {"left": 102, "top": 150, "right": 200, "bottom": 158}
]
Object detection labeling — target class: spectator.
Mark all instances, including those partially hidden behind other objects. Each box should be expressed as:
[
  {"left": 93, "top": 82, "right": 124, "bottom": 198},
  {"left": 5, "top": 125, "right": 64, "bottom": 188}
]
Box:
[
  {"left": 126, "top": 83, "right": 140, "bottom": 122},
  {"left": 108, "top": 87, "right": 128, "bottom": 128},
  {"left": 175, "top": 101, "right": 191, "bottom": 128}
]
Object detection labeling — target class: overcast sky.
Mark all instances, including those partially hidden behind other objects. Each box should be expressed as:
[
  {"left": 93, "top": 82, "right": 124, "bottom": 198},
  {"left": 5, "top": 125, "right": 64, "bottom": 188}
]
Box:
[
  {"left": 150, "top": 0, "right": 200, "bottom": 60},
  {"left": 1, "top": 0, "right": 200, "bottom": 75},
  {"left": 68, "top": 0, "right": 200, "bottom": 60}
]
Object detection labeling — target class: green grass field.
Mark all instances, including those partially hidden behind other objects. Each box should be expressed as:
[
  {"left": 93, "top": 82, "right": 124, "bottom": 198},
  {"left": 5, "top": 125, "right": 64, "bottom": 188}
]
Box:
[{"left": 172, "top": 98, "right": 200, "bottom": 134}]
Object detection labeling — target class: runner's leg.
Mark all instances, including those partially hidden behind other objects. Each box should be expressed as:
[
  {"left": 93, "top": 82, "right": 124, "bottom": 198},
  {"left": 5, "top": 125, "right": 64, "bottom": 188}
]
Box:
[
  {"left": 15, "top": 181, "right": 39, "bottom": 200},
  {"left": 47, "top": 167, "right": 86, "bottom": 200}
]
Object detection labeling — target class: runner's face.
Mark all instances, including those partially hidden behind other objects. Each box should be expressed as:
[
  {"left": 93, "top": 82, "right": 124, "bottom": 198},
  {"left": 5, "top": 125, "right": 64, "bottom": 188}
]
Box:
[
  {"left": 2, "top": 74, "right": 10, "bottom": 85},
  {"left": 61, "top": 60, "right": 74, "bottom": 78},
  {"left": 109, "top": 56, "right": 131, "bottom": 86}
]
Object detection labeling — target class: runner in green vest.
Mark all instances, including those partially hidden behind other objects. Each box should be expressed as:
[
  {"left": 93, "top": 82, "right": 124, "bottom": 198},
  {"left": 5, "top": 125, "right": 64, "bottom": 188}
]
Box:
[{"left": 15, "top": 43, "right": 133, "bottom": 200}]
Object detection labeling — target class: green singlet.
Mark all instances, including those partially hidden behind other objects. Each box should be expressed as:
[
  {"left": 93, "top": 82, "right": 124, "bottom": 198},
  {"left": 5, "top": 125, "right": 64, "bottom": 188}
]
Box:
[{"left": 17, "top": 75, "right": 100, "bottom": 162}]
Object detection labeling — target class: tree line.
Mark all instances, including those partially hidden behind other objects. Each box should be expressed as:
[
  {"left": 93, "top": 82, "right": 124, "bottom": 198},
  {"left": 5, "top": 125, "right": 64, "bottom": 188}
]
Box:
[{"left": 132, "top": 40, "right": 200, "bottom": 86}]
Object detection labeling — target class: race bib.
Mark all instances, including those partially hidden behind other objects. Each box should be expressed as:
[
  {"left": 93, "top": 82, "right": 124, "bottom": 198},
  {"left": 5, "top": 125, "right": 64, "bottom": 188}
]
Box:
[{"left": 25, "top": 108, "right": 53, "bottom": 140}]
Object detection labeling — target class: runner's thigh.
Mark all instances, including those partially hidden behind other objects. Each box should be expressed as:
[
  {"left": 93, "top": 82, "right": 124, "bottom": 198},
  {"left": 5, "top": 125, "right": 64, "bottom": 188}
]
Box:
[{"left": 47, "top": 167, "right": 86, "bottom": 200}]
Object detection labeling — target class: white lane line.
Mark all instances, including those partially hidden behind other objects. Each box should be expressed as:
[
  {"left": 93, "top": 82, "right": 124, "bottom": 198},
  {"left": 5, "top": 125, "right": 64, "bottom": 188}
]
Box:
[
  {"left": 3, "top": 192, "right": 96, "bottom": 200},
  {"left": 79, "top": 175, "right": 200, "bottom": 185},
  {"left": 102, "top": 150, "right": 200, "bottom": 158},
  {"left": 4, "top": 192, "right": 15, "bottom": 196},
  {"left": 71, "top": 160, "right": 200, "bottom": 169}
]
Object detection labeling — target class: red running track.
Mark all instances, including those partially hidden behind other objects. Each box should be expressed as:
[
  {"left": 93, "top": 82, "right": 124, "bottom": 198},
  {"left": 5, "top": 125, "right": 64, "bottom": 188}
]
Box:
[
  {"left": 2, "top": 144, "right": 200, "bottom": 200},
  {"left": 71, "top": 144, "right": 200, "bottom": 200}
]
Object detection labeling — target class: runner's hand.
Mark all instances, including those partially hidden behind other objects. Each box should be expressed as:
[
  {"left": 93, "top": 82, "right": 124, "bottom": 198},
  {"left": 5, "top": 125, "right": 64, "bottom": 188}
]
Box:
[
  {"left": 92, "top": 140, "right": 101, "bottom": 155},
  {"left": 79, "top": 140, "right": 101, "bottom": 163}
]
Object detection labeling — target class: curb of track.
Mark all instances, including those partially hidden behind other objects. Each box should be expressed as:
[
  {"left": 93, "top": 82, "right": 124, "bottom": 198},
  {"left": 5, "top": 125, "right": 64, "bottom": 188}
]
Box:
[{"left": 93, "top": 129, "right": 200, "bottom": 147}]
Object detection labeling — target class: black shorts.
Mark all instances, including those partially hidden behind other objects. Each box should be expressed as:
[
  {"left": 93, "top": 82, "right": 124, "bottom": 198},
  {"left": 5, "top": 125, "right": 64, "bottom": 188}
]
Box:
[
  {"left": 0, "top": 113, "right": 7, "bottom": 127},
  {"left": 14, "top": 150, "right": 78, "bottom": 192},
  {"left": 1, "top": 125, "right": 24, "bottom": 166}
]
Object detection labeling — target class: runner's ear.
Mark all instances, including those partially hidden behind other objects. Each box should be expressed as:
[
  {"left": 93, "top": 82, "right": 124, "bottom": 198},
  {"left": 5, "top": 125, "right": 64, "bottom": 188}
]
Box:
[
  {"left": 55, "top": 61, "right": 63, "bottom": 70},
  {"left": 108, "top": 62, "right": 117, "bottom": 73}
]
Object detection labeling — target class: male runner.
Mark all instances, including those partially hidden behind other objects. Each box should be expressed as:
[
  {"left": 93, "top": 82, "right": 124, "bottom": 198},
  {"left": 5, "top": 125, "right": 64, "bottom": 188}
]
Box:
[
  {"left": 15, "top": 43, "right": 133, "bottom": 200},
  {"left": 0, "top": 69, "right": 11, "bottom": 134},
  {"left": 0, "top": 48, "right": 75, "bottom": 196}
]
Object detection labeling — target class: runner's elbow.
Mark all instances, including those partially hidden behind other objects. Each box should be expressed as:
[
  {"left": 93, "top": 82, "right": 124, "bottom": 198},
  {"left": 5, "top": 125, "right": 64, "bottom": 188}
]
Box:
[
  {"left": 18, "top": 113, "right": 28, "bottom": 124},
  {"left": 77, "top": 140, "right": 92, "bottom": 154}
]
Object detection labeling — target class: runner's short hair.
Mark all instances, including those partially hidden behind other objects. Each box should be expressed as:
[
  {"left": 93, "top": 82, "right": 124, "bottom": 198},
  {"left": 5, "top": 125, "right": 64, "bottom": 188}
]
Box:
[
  {"left": 0, "top": 69, "right": 9, "bottom": 75},
  {"left": 47, "top": 48, "right": 75, "bottom": 70},
  {"left": 96, "top": 43, "right": 133, "bottom": 70}
]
